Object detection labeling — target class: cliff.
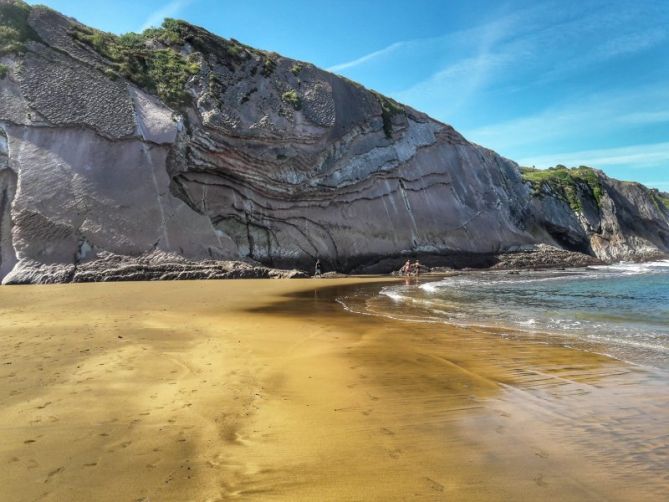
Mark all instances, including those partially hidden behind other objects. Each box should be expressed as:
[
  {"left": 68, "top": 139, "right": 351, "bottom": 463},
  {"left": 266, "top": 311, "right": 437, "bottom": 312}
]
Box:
[{"left": 0, "top": 1, "right": 667, "bottom": 283}]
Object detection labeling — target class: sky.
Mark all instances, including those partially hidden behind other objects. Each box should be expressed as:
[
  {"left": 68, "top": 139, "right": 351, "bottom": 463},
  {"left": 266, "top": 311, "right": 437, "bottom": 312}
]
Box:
[{"left": 28, "top": 0, "right": 669, "bottom": 191}]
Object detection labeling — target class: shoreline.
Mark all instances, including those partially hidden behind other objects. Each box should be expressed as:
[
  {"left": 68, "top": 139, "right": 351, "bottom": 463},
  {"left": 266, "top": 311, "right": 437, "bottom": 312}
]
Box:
[
  {"left": 5, "top": 243, "right": 667, "bottom": 285},
  {"left": 1, "top": 278, "right": 667, "bottom": 500},
  {"left": 342, "top": 270, "right": 669, "bottom": 373}
]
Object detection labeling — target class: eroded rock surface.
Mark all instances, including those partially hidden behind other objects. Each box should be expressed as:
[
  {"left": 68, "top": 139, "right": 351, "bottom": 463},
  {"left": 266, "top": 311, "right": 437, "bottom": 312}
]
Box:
[{"left": 0, "top": 3, "right": 667, "bottom": 283}]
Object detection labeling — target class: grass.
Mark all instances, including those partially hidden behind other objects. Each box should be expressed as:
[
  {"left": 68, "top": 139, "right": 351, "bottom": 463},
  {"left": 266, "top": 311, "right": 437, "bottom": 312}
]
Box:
[
  {"left": 70, "top": 19, "right": 200, "bottom": 108},
  {"left": 650, "top": 190, "right": 669, "bottom": 212},
  {"left": 226, "top": 44, "right": 242, "bottom": 58},
  {"left": 0, "top": 64, "right": 8, "bottom": 79},
  {"left": 281, "top": 89, "right": 301, "bottom": 110},
  {"left": 262, "top": 56, "right": 276, "bottom": 77},
  {"left": 660, "top": 194, "right": 669, "bottom": 208},
  {"left": 290, "top": 62, "right": 303, "bottom": 76},
  {"left": 520, "top": 165, "right": 604, "bottom": 212},
  {"left": 0, "top": 0, "right": 41, "bottom": 56}
]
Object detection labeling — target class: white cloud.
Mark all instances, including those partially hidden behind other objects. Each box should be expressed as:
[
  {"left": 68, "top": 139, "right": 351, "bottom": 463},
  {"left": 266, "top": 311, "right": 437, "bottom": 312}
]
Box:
[
  {"left": 140, "top": 0, "right": 194, "bottom": 31},
  {"left": 517, "top": 142, "right": 669, "bottom": 170},
  {"left": 388, "top": 13, "right": 527, "bottom": 116},
  {"left": 327, "top": 41, "right": 407, "bottom": 73},
  {"left": 465, "top": 84, "right": 669, "bottom": 151},
  {"left": 330, "top": 1, "right": 667, "bottom": 123},
  {"left": 620, "top": 111, "right": 669, "bottom": 125},
  {"left": 325, "top": 8, "right": 529, "bottom": 78}
]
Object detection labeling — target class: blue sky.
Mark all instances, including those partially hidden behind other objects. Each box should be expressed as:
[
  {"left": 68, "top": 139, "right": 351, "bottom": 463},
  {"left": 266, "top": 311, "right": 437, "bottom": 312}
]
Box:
[{"left": 29, "top": 0, "right": 669, "bottom": 191}]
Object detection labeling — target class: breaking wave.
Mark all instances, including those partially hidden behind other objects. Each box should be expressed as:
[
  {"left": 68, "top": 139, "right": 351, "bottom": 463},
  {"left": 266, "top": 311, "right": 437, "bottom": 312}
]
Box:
[{"left": 337, "top": 262, "right": 669, "bottom": 370}]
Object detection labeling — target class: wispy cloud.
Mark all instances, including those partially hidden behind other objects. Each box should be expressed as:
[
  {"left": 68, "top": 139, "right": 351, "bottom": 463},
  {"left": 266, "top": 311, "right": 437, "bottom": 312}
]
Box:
[
  {"left": 465, "top": 84, "right": 669, "bottom": 151},
  {"left": 534, "top": 27, "right": 667, "bottom": 84},
  {"left": 140, "top": 0, "right": 194, "bottom": 31},
  {"left": 330, "top": 1, "right": 667, "bottom": 123},
  {"left": 325, "top": 7, "right": 530, "bottom": 78},
  {"left": 517, "top": 142, "right": 669, "bottom": 170},
  {"left": 387, "top": 12, "right": 529, "bottom": 116},
  {"left": 323, "top": 0, "right": 668, "bottom": 188},
  {"left": 327, "top": 41, "right": 407, "bottom": 73}
]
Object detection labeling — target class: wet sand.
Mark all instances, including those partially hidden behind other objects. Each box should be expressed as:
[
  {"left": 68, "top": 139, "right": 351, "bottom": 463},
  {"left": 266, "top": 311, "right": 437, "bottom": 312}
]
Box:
[{"left": 0, "top": 278, "right": 667, "bottom": 501}]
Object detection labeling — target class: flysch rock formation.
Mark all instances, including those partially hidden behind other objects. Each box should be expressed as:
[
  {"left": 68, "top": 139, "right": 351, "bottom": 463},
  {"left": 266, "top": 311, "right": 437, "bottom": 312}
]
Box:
[{"left": 0, "top": 1, "right": 667, "bottom": 283}]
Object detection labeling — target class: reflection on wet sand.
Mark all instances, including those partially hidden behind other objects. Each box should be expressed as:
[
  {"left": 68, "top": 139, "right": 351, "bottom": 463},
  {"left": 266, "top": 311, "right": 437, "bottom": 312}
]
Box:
[{"left": 0, "top": 279, "right": 667, "bottom": 501}]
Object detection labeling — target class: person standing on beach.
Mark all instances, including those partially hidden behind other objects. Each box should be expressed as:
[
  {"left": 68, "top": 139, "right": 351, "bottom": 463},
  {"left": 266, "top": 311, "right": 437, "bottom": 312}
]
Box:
[
  {"left": 401, "top": 259, "right": 412, "bottom": 276},
  {"left": 413, "top": 260, "right": 422, "bottom": 277},
  {"left": 314, "top": 259, "right": 322, "bottom": 277}
]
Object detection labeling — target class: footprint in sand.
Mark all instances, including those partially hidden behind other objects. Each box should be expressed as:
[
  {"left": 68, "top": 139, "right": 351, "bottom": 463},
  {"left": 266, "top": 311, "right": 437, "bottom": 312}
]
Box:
[
  {"left": 83, "top": 462, "right": 98, "bottom": 467},
  {"left": 425, "top": 477, "right": 445, "bottom": 492},
  {"left": 380, "top": 427, "right": 395, "bottom": 436},
  {"left": 534, "top": 474, "right": 548, "bottom": 487},
  {"left": 44, "top": 466, "right": 64, "bottom": 483},
  {"left": 535, "top": 449, "right": 549, "bottom": 459}
]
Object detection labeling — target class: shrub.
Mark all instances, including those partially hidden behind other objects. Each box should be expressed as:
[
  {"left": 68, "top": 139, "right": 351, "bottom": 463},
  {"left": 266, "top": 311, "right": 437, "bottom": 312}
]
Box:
[
  {"left": 70, "top": 19, "right": 200, "bottom": 108},
  {"left": 649, "top": 189, "right": 669, "bottom": 212},
  {"left": 262, "top": 57, "right": 276, "bottom": 77},
  {"left": 281, "top": 90, "right": 301, "bottom": 110},
  {"left": 290, "top": 62, "right": 303, "bottom": 76},
  {"left": 226, "top": 43, "right": 242, "bottom": 59},
  {"left": 0, "top": 63, "right": 8, "bottom": 79},
  {"left": 0, "top": 1, "right": 41, "bottom": 55}
]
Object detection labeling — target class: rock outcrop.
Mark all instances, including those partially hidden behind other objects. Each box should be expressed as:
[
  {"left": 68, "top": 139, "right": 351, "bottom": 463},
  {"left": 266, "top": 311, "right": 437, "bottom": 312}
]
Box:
[{"left": 0, "top": 1, "right": 667, "bottom": 283}]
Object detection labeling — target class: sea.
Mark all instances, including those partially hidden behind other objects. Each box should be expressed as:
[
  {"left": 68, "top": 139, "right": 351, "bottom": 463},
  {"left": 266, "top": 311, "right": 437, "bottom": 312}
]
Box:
[{"left": 337, "top": 261, "right": 669, "bottom": 370}]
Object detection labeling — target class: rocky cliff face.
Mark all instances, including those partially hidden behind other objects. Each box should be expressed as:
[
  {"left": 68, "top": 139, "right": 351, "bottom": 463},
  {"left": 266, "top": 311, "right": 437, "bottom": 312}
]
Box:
[{"left": 0, "top": 1, "right": 667, "bottom": 283}]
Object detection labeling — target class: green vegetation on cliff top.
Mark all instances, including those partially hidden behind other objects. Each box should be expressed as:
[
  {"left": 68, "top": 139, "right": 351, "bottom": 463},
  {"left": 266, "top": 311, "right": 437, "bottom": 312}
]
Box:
[
  {"left": 520, "top": 165, "right": 604, "bottom": 212},
  {"left": 3, "top": 0, "right": 407, "bottom": 134},
  {"left": 70, "top": 19, "right": 200, "bottom": 108},
  {"left": 650, "top": 190, "right": 669, "bottom": 212},
  {"left": 0, "top": 0, "right": 41, "bottom": 56}
]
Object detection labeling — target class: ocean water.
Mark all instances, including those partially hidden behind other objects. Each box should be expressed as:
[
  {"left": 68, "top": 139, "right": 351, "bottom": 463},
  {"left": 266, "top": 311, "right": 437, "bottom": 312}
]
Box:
[{"left": 338, "top": 261, "right": 669, "bottom": 370}]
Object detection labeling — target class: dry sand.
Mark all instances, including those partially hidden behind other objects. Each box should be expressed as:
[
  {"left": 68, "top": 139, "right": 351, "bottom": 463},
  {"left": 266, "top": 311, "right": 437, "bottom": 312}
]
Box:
[{"left": 0, "top": 278, "right": 667, "bottom": 501}]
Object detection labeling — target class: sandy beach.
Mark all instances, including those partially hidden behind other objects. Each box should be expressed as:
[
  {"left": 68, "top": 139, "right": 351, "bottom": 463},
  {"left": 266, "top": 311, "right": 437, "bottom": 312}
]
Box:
[{"left": 1, "top": 278, "right": 667, "bottom": 501}]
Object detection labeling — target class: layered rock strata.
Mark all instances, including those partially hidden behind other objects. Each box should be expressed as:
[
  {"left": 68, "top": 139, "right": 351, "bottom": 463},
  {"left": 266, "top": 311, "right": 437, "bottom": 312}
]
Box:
[{"left": 0, "top": 2, "right": 667, "bottom": 283}]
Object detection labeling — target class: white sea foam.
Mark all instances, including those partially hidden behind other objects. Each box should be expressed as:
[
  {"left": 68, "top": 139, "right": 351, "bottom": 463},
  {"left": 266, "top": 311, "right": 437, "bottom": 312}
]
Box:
[
  {"left": 341, "top": 264, "right": 669, "bottom": 370},
  {"left": 589, "top": 260, "right": 669, "bottom": 274},
  {"left": 419, "top": 261, "right": 669, "bottom": 293}
]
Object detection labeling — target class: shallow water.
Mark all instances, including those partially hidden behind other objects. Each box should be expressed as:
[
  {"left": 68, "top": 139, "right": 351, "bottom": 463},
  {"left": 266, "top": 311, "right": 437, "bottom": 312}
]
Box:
[{"left": 338, "top": 261, "right": 669, "bottom": 370}]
